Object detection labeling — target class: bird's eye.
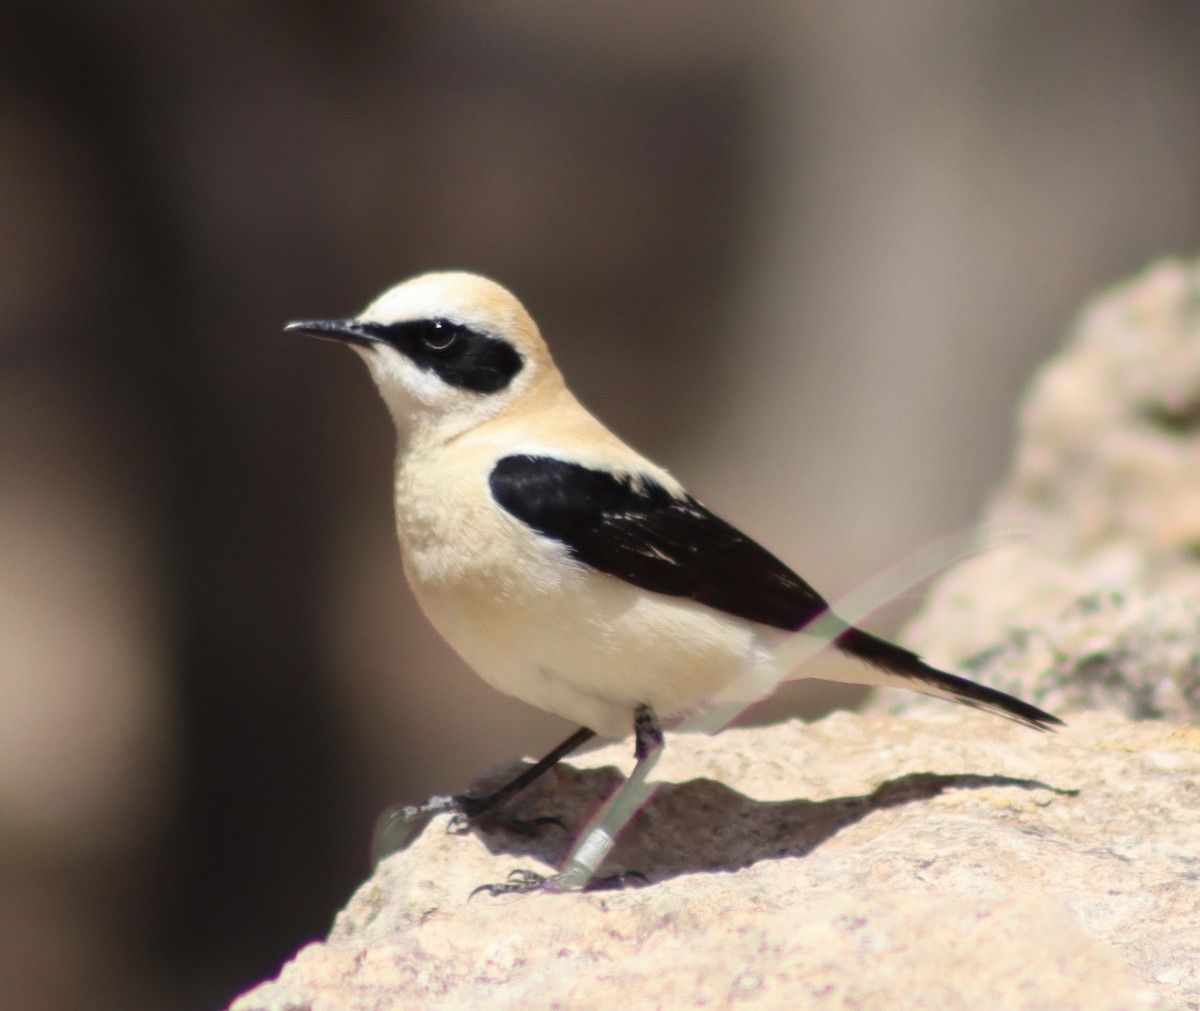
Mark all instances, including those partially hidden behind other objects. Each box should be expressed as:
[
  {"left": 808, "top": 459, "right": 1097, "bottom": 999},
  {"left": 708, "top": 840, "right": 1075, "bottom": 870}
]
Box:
[{"left": 422, "top": 320, "right": 461, "bottom": 353}]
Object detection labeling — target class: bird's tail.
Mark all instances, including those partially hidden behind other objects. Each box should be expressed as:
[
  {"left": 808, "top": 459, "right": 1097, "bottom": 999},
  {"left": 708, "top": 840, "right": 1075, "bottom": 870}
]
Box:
[{"left": 834, "top": 626, "right": 1063, "bottom": 731}]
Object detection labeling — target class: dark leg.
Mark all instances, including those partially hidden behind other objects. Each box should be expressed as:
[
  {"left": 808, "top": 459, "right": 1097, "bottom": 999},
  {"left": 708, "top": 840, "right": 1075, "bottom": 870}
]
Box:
[
  {"left": 471, "top": 706, "right": 661, "bottom": 896},
  {"left": 455, "top": 725, "right": 597, "bottom": 818},
  {"left": 372, "top": 725, "right": 596, "bottom": 863}
]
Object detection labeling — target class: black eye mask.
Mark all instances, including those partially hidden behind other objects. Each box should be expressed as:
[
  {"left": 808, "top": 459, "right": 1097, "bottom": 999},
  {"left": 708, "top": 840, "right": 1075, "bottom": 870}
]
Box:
[{"left": 360, "top": 318, "right": 524, "bottom": 393}]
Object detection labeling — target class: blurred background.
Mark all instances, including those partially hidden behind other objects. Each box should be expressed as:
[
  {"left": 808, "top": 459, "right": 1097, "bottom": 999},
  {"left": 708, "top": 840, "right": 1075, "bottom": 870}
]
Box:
[{"left": 2, "top": 2, "right": 1198, "bottom": 1008}]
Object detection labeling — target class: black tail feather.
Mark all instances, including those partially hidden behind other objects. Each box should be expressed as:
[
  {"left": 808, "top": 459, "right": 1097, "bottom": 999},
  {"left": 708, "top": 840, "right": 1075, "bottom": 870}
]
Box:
[{"left": 835, "top": 626, "right": 1064, "bottom": 731}]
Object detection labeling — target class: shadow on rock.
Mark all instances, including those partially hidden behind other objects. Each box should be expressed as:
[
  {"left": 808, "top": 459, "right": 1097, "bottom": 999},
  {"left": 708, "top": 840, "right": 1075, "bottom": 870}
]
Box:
[{"left": 460, "top": 760, "right": 1076, "bottom": 885}]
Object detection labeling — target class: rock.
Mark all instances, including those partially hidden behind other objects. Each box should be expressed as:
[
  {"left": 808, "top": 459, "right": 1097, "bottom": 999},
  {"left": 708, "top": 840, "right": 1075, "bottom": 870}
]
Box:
[
  {"left": 871, "top": 257, "right": 1200, "bottom": 723},
  {"left": 902, "top": 257, "right": 1200, "bottom": 676},
  {"left": 963, "top": 590, "right": 1200, "bottom": 722},
  {"left": 232, "top": 258, "right": 1200, "bottom": 1009},
  {"left": 230, "top": 711, "right": 1197, "bottom": 1009}
]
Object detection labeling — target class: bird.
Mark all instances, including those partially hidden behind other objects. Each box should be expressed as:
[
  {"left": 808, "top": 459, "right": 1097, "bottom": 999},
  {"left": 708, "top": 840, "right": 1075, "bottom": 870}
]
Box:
[{"left": 287, "top": 271, "right": 1062, "bottom": 889}]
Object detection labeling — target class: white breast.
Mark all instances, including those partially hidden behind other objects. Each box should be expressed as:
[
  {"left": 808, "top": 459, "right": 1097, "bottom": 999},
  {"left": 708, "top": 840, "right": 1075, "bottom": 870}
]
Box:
[{"left": 391, "top": 433, "right": 780, "bottom": 740}]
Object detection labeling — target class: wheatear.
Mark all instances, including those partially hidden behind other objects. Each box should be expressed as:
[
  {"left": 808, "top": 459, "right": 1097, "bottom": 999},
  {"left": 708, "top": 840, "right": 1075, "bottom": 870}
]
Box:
[{"left": 288, "top": 271, "right": 1060, "bottom": 887}]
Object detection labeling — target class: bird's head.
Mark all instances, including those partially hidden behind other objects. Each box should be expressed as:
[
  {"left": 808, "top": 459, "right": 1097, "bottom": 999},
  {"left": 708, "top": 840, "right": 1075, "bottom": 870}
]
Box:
[{"left": 287, "top": 271, "right": 557, "bottom": 439}]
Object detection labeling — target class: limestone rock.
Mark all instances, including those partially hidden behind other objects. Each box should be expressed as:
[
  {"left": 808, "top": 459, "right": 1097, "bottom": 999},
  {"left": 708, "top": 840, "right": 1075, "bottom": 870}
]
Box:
[
  {"left": 902, "top": 257, "right": 1200, "bottom": 676},
  {"left": 231, "top": 712, "right": 1198, "bottom": 1009},
  {"left": 963, "top": 589, "right": 1200, "bottom": 721},
  {"left": 231, "top": 259, "right": 1200, "bottom": 1009}
]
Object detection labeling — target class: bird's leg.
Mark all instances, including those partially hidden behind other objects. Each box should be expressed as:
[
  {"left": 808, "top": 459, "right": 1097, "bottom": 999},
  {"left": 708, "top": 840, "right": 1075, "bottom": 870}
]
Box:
[
  {"left": 372, "top": 725, "right": 596, "bottom": 862},
  {"left": 453, "top": 725, "right": 597, "bottom": 820},
  {"left": 471, "top": 706, "right": 661, "bottom": 896},
  {"left": 632, "top": 702, "right": 664, "bottom": 761}
]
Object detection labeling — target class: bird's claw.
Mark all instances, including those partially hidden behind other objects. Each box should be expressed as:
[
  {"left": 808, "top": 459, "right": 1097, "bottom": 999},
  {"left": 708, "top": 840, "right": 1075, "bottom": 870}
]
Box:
[
  {"left": 445, "top": 812, "right": 473, "bottom": 836},
  {"left": 371, "top": 797, "right": 459, "bottom": 863},
  {"left": 470, "top": 868, "right": 548, "bottom": 898},
  {"left": 469, "top": 867, "right": 649, "bottom": 898},
  {"left": 375, "top": 793, "right": 568, "bottom": 861}
]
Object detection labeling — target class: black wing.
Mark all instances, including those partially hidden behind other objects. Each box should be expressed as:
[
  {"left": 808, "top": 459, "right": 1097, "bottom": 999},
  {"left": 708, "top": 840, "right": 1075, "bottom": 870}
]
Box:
[
  {"left": 489, "top": 454, "right": 831, "bottom": 631},
  {"left": 489, "top": 454, "right": 1064, "bottom": 731}
]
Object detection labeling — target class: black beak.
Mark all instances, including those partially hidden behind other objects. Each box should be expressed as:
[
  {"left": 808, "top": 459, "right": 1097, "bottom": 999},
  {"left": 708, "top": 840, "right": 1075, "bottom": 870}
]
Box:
[{"left": 284, "top": 318, "right": 380, "bottom": 350}]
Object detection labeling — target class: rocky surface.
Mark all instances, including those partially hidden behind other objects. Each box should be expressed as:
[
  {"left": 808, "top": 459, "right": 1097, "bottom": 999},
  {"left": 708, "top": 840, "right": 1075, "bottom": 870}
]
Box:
[
  {"left": 899, "top": 258, "right": 1200, "bottom": 708},
  {"left": 945, "top": 589, "right": 1199, "bottom": 721},
  {"left": 232, "top": 257, "right": 1200, "bottom": 1010},
  {"left": 231, "top": 711, "right": 1198, "bottom": 1009}
]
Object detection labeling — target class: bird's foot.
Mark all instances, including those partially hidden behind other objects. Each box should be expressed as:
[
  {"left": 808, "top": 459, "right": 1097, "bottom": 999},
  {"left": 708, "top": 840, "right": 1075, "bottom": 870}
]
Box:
[
  {"left": 373, "top": 794, "right": 567, "bottom": 863},
  {"left": 372, "top": 794, "right": 462, "bottom": 862},
  {"left": 470, "top": 867, "right": 648, "bottom": 898}
]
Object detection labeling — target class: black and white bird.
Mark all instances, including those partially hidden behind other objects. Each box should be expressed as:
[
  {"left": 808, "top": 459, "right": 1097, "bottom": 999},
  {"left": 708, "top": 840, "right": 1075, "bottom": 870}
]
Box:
[{"left": 287, "top": 271, "right": 1061, "bottom": 861}]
